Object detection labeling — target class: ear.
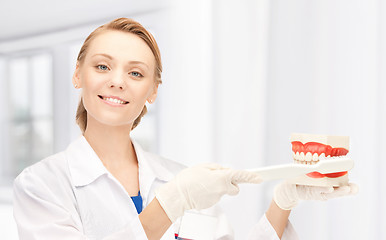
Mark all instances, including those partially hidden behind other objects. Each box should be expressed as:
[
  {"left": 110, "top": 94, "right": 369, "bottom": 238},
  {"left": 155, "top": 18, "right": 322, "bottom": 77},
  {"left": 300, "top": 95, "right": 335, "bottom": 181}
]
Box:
[
  {"left": 72, "top": 62, "right": 81, "bottom": 88},
  {"left": 148, "top": 83, "right": 159, "bottom": 104}
]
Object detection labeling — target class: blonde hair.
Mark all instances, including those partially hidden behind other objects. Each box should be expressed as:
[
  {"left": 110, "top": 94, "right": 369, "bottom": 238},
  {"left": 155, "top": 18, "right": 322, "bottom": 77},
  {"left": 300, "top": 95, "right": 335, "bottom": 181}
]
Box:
[{"left": 75, "top": 18, "right": 162, "bottom": 132}]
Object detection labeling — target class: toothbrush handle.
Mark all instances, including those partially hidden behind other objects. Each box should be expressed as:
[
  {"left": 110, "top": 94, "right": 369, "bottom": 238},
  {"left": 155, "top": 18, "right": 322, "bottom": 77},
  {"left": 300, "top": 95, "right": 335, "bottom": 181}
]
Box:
[
  {"left": 248, "top": 164, "right": 306, "bottom": 181},
  {"left": 247, "top": 158, "right": 354, "bottom": 182}
]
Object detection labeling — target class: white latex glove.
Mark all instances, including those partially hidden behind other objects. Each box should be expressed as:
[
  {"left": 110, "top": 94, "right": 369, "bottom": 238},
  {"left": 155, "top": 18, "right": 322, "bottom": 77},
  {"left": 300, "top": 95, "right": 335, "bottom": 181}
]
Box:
[
  {"left": 274, "top": 181, "right": 359, "bottom": 210},
  {"left": 155, "top": 163, "right": 262, "bottom": 222}
]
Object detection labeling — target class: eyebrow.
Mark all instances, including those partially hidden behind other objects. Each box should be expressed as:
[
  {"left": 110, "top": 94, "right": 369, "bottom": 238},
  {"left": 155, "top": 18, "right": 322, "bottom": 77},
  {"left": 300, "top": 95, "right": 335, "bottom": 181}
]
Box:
[
  {"left": 92, "top": 53, "right": 113, "bottom": 59},
  {"left": 92, "top": 53, "right": 150, "bottom": 70}
]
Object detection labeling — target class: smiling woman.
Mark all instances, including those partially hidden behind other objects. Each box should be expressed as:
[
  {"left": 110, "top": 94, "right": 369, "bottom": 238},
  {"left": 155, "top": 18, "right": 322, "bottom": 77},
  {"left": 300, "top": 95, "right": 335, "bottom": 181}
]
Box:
[
  {"left": 73, "top": 30, "right": 158, "bottom": 133},
  {"left": 74, "top": 18, "right": 162, "bottom": 133}
]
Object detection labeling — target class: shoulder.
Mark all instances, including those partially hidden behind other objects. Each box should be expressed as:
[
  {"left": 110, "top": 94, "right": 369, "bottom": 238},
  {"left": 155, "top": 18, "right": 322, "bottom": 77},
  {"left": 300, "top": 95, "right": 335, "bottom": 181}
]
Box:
[
  {"left": 15, "top": 151, "right": 67, "bottom": 182},
  {"left": 13, "top": 150, "right": 72, "bottom": 199},
  {"left": 13, "top": 150, "right": 83, "bottom": 231}
]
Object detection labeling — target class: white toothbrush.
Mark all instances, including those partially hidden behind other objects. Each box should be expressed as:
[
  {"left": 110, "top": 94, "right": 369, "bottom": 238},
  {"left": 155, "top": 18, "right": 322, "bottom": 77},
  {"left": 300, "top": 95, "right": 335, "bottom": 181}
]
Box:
[{"left": 247, "top": 156, "right": 354, "bottom": 182}]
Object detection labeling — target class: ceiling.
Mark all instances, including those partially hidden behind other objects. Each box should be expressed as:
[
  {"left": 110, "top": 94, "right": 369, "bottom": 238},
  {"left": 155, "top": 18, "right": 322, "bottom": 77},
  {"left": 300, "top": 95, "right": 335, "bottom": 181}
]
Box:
[{"left": 0, "top": 0, "right": 170, "bottom": 42}]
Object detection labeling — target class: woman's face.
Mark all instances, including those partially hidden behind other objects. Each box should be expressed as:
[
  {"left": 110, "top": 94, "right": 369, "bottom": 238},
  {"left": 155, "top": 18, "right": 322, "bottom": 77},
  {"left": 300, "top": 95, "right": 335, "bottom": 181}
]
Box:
[{"left": 73, "top": 30, "right": 158, "bottom": 129}]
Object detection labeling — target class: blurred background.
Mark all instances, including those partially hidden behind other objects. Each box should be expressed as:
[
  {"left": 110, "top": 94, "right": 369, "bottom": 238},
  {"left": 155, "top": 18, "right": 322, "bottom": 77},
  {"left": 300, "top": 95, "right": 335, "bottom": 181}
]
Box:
[{"left": 0, "top": 0, "right": 385, "bottom": 239}]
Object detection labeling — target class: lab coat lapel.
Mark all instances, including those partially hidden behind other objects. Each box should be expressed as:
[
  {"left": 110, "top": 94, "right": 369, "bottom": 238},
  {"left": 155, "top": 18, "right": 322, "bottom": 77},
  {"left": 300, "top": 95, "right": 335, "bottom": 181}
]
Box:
[
  {"left": 132, "top": 140, "right": 181, "bottom": 239},
  {"left": 132, "top": 139, "right": 175, "bottom": 206},
  {"left": 67, "top": 136, "right": 108, "bottom": 187},
  {"left": 66, "top": 136, "right": 136, "bottom": 238}
]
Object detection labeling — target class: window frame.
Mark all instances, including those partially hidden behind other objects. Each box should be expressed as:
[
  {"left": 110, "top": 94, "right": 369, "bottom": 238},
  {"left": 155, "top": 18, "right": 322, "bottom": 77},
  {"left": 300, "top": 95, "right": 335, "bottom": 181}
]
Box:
[{"left": 1, "top": 49, "right": 55, "bottom": 186}]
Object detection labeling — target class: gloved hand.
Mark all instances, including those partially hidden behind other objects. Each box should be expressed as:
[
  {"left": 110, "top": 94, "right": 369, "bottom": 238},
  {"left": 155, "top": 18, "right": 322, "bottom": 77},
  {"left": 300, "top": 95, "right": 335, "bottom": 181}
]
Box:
[
  {"left": 155, "top": 163, "right": 262, "bottom": 222},
  {"left": 273, "top": 181, "right": 359, "bottom": 210}
]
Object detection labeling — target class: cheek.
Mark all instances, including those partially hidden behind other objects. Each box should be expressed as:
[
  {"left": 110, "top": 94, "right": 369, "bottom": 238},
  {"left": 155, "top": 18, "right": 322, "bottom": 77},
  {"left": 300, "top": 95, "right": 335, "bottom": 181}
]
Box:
[
  {"left": 130, "top": 82, "right": 155, "bottom": 100},
  {"left": 80, "top": 72, "right": 104, "bottom": 109},
  {"left": 82, "top": 70, "right": 104, "bottom": 86},
  {"left": 81, "top": 72, "right": 107, "bottom": 97}
]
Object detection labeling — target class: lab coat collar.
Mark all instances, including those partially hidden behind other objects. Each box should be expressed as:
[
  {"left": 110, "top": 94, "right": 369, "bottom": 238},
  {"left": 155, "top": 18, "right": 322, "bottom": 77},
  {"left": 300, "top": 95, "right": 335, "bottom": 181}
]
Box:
[
  {"left": 66, "top": 136, "right": 108, "bottom": 187},
  {"left": 66, "top": 136, "right": 174, "bottom": 188},
  {"left": 131, "top": 139, "right": 175, "bottom": 182}
]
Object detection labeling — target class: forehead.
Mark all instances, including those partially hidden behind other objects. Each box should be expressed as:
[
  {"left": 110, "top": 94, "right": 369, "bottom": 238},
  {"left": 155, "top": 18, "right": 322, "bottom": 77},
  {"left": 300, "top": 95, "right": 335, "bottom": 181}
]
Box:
[{"left": 86, "top": 30, "right": 155, "bottom": 67}]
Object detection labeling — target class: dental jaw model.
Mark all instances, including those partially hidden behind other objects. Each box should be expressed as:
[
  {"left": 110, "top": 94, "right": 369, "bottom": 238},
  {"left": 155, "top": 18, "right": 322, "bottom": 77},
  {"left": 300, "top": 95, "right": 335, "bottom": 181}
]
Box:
[{"left": 289, "top": 133, "right": 350, "bottom": 187}]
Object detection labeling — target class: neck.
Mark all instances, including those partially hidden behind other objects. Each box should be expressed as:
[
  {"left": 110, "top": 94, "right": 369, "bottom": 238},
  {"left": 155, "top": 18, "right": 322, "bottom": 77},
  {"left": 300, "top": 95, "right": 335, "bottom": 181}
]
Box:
[{"left": 83, "top": 117, "right": 137, "bottom": 168}]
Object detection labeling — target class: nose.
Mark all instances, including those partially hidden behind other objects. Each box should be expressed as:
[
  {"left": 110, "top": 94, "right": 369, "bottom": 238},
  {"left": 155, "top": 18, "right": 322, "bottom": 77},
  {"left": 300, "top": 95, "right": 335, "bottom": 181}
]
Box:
[{"left": 109, "top": 72, "right": 126, "bottom": 90}]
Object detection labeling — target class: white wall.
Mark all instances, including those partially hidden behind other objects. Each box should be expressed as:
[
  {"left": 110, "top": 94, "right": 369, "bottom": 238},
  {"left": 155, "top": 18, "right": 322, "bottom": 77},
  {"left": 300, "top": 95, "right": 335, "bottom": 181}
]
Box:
[
  {"left": 265, "top": 0, "right": 381, "bottom": 239},
  {"left": 157, "top": 0, "right": 216, "bottom": 164},
  {"left": 158, "top": 0, "right": 384, "bottom": 239},
  {"left": 379, "top": 0, "right": 386, "bottom": 233},
  {"left": 156, "top": 1, "right": 272, "bottom": 237}
]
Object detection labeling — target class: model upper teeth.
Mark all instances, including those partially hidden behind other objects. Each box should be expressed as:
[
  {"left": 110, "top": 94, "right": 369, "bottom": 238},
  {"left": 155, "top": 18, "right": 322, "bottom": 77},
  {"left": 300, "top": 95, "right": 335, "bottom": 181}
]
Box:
[
  {"left": 305, "top": 152, "right": 312, "bottom": 161},
  {"left": 103, "top": 97, "right": 125, "bottom": 104},
  {"left": 292, "top": 151, "right": 332, "bottom": 164},
  {"left": 290, "top": 133, "right": 350, "bottom": 165}
]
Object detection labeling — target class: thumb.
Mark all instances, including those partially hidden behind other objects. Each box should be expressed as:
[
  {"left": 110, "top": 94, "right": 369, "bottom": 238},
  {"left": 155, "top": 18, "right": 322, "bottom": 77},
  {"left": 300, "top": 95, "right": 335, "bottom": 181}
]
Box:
[
  {"left": 227, "top": 183, "right": 240, "bottom": 196},
  {"left": 323, "top": 183, "right": 359, "bottom": 200},
  {"left": 348, "top": 183, "right": 359, "bottom": 194},
  {"left": 230, "top": 169, "right": 263, "bottom": 184}
]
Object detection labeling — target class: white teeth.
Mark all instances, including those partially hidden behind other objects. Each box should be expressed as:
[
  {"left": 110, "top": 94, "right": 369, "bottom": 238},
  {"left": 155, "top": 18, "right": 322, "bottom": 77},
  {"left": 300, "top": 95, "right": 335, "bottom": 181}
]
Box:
[
  {"left": 300, "top": 152, "right": 305, "bottom": 161},
  {"left": 305, "top": 152, "right": 312, "bottom": 161},
  {"left": 103, "top": 97, "right": 125, "bottom": 104},
  {"left": 292, "top": 151, "right": 332, "bottom": 163}
]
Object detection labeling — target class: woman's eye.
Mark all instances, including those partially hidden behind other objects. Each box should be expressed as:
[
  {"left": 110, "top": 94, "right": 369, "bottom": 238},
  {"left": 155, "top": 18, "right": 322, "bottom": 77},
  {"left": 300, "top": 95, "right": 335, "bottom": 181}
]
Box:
[
  {"left": 130, "top": 71, "right": 143, "bottom": 78},
  {"left": 97, "top": 65, "right": 109, "bottom": 71}
]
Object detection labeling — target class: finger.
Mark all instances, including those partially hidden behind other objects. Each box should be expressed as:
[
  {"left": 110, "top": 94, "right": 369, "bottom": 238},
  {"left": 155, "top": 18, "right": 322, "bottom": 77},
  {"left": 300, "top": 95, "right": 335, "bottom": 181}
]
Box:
[
  {"left": 336, "top": 185, "right": 351, "bottom": 194},
  {"left": 231, "top": 170, "right": 263, "bottom": 184},
  {"left": 319, "top": 186, "right": 334, "bottom": 194},
  {"left": 324, "top": 185, "right": 351, "bottom": 199},
  {"left": 348, "top": 183, "right": 359, "bottom": 195},
  {"left": 298, "top": 185, "right": 334, "bottom": 194},
  {"left": 296, "top": 185, "right": 333, "bottom": 200},
  {"left": 227, "top": 183, "right": 240, "bottom": 196}
]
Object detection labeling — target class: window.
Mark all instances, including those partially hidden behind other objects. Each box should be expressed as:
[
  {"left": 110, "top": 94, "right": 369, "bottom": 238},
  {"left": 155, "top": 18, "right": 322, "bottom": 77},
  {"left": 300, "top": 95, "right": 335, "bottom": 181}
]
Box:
[{"left": 5, "top": 53, "right": 54, "bottom": 182}]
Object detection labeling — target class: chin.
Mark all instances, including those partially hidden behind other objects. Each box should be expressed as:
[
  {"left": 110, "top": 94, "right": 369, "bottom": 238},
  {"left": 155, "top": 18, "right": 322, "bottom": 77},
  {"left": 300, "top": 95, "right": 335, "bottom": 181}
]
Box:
[{"left": 88, "top": 113, "right": 135, "bottom": 130}]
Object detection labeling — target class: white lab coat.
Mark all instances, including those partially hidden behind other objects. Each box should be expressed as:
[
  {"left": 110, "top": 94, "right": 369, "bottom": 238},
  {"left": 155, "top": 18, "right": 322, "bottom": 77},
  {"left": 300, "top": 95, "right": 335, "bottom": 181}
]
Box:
[{"left": 13, "top": 136, "right": 298, "bottom": 240}]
